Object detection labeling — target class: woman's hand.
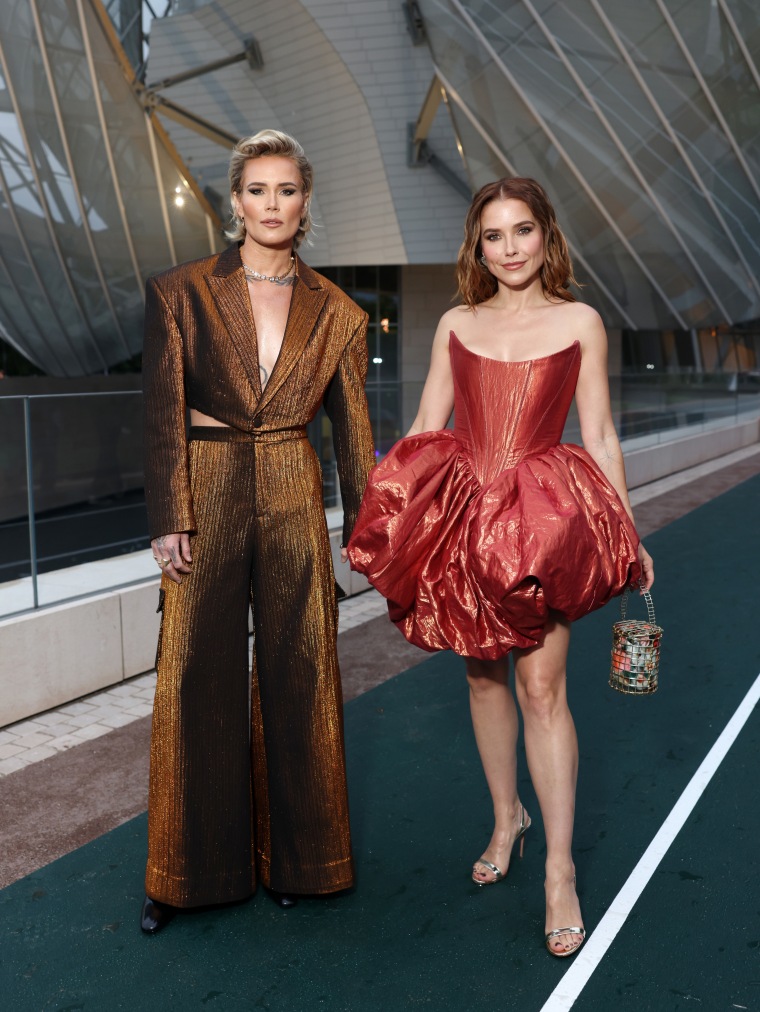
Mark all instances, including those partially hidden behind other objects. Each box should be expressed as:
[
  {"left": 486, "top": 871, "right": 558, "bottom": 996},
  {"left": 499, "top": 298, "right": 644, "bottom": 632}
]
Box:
[
  {"left": 152, "top": 532, "right": 193, "bottom": 585},
  {"left": 638, "top": 542, "right": 654, "bottom": 592}
]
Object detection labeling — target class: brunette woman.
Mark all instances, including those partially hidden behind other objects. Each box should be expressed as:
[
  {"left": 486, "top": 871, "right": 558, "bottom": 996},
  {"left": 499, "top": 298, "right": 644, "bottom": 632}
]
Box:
[{"left": 348, "top": 178, "right": 653, "bottom": 957}]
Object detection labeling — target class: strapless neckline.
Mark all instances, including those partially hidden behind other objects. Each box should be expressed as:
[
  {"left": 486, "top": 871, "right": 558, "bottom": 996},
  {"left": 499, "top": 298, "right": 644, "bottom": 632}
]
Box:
[
  {"left": 450, "top": 330, "right": 580, "bottom": 365},
  {"left": 348, "top": 324, "right": 639, "bottom": 660}
]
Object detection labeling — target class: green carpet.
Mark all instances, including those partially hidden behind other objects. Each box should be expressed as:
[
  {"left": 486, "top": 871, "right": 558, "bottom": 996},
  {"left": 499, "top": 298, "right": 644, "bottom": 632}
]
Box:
[{"left": 1, "top": 474, "right": 759, "bottom": 1011}]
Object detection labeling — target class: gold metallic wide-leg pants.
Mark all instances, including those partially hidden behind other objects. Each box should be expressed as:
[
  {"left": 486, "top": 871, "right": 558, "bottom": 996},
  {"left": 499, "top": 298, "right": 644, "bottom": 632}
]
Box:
[{"left": 145, "top": 427, "right": 353, "bottom": 907}]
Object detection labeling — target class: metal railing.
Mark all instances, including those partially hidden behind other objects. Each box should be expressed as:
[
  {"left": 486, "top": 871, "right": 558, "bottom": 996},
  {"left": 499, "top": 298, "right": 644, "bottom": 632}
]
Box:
[{"left": 1, "top": 373, "right": 758, "bottom": 617}]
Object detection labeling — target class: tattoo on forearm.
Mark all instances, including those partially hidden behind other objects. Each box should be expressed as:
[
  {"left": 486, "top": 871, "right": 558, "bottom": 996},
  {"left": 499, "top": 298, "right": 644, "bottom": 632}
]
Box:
[
  {"left": 259, "top": 364, "right": 269, "bottom": 389},
  {"left": 596, "top": 437, "right": 618, "bottom": 468}
]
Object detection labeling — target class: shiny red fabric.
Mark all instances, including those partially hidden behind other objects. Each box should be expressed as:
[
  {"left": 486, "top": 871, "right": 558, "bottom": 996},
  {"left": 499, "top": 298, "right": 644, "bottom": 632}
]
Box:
[{"left": 348, "top": 332, "right": 641, "bottom": 660}]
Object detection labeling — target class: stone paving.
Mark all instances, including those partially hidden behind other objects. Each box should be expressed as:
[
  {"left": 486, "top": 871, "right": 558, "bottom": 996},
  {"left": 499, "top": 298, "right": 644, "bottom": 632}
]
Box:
[
  {"left": 0, "top": 590, "right": 388, "bottom": 777},
  {"left": 1, "top": 442, "right": 758, "bottom": 779}
]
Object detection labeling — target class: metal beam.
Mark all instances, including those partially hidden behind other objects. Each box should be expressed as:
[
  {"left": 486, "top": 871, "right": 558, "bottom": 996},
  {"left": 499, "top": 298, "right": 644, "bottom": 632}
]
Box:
[
  {"left": 446, "top": 0, "right": 685, "bottom": 326},
  {"left": 588, "top": 0, "right": 760, "bottom": 299},
  {"left": 413, "top": 75, "right": 445, "bottom": 147},
  {"left": 147, "top": 107, "right": 225, "bottom": 227},
  {"left": 520, "top": 0, "right": 734, "bottom": 323},
  {"left": 146, "top": 39, "right": 263, "bottom": 90},
  {"left": 0, "top": 33, "right": 102, "bottom": 373},
  {"left": 433, "top": 64, "right": 638, "bottom": 330},
  {"left": 29, "top": 0, "right": 132, "bottom": 359},
  {"left": 143, "top": 91, "right": 239, "bottom": 149},
  {"left": 77, "top": 0, "right": 144, "bottom": 309},
  {"left": 654, "top": 0, "right": 760, "bottom": 205},
  {"left": 408, "top": 120, "right": 471, "bottom": 200},
  {"left": 717, "top": 0, "right": 760, "bottom": 95},
  {"left": 144, "top": 110, "right": 177, "bottom": 266},
  {"left": 87, "top": 0, "right": 222, "bottom": 228}
]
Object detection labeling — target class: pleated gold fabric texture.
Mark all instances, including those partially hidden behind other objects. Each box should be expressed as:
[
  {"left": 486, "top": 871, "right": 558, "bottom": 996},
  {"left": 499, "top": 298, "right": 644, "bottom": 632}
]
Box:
[
  {"left": 142, "top": 245, "right": 375, "bottom": 907},
  {"left": 348, "top": 333, "right": 640, "bottom": 661},
  {"left": 142, "top": 246, "right": 373, "bottom": 547}
]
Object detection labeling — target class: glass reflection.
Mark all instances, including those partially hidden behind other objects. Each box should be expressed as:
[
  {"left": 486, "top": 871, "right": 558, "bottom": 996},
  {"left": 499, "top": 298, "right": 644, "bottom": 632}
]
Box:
[
  {"left": 0, "top": 0, "right": 218, "bottom": 376},
  {"left": 418, "top": 0, "right": 760, "bottom": 330}
]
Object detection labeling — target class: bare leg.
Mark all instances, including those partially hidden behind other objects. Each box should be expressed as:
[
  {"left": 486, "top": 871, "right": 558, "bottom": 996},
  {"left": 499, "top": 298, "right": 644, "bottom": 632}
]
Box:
[
  {"left": 513, "top": 613, "right": 584, "bottom": 954},
  {"left": 466, "top": 656, "right": 530, "bottom": 884}
]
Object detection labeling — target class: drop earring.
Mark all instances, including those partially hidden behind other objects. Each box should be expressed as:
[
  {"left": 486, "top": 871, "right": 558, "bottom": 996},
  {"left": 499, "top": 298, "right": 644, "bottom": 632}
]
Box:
[{"left": 479, "top": 254, "right": 488, "bottom": 267}]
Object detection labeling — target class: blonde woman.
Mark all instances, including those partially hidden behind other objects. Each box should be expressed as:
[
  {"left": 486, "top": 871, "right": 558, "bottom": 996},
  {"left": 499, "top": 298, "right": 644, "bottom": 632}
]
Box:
[
  {"left": 349, "top": 178, "right": 653, "bottom": 957},
  {"left": 141, "top": 130, "right": 374, "bottom": 932}
]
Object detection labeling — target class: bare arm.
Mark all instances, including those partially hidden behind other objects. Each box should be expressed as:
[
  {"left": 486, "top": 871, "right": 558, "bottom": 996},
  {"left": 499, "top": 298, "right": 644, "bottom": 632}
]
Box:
[
  {"left": 575, "top": 311, "right": 654, "bottom": 589},
  {"left": 407, "top": 313, "right": 456, "bottom": 436}
]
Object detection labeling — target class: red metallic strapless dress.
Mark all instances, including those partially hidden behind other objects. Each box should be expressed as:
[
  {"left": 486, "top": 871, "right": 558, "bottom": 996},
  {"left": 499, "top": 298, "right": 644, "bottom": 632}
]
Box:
[{"left": 347, "top": 332, "right": 641, "bottom": 660}]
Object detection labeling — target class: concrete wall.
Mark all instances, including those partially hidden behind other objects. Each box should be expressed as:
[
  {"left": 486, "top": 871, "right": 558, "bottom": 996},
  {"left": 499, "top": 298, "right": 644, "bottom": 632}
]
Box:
[
  {"left": 0, "top": 580, "right": 160, "bottom": 727},
  {"left": 624, "top": 416, "right": 760, "bottom": 488},
  {"left": 0, "top": 520, "right": 368, "bottom": 728}
]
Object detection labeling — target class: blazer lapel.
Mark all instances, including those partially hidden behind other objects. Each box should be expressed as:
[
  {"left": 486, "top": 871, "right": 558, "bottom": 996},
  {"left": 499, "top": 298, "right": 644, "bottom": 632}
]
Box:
[
  {"left": 255, "top": 258, "right": 328, "bottom": 414},
  {"left": 204, "top": 245, "right": 261, "bottom": 397}
]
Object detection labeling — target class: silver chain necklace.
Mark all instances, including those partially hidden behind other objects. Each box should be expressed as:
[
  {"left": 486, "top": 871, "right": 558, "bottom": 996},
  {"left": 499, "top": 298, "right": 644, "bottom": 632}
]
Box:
[{"left": 242, "top": 257, "right": 295, "bottom": 286}]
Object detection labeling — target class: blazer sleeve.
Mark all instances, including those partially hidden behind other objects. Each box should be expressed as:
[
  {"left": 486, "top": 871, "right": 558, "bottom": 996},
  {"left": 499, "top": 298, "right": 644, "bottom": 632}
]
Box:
[
  {"left": 323, "top": 313, "right": 376, "bottom": 546},
  {"left": 142, "top": 275, "right": 196, "bottom": 539}
]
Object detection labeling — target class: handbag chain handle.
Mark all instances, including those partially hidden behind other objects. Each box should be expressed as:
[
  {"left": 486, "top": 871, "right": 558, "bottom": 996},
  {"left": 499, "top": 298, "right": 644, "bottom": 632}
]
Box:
[{"left": 620, "top": 581, "right": 657, "bottom": 625}]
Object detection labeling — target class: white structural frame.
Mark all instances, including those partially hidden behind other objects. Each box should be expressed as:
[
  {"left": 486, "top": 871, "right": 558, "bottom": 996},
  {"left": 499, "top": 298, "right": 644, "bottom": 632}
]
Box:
[
  {"left": 0, "top": 35, "right": 101, "bottom": 373},
  {"left": 433, "top": 64, "right": 638, "bottom": 329},
  {"left": 145, "top": 109, "right": 178, "bottom": 266},
  {"left": 0, "top": 249, "right": 66, "bottom": 373},
  {"left": 78, "top": 0, "right": 145, "bottom": 305},
  {"left": 520, "top": 0, "right": 734, "bottom": 323},
  {"left": 29, "top": 0, "right": 132, "bottom": 359},
  {"left": 587, "top": 0, "right": 760, "bottom": 300},
  {"left": 446, "top": 0, "right": 687, "bottom": 326},
  {"left": 717, "top": 0, "right": 760, "bottom": 96},
  {"left": 654, "top": 0, "right": 760, "bottom": 205}
]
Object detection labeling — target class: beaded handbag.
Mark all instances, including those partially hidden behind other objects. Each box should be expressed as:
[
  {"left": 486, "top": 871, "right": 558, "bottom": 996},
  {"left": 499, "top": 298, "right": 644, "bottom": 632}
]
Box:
[{"left": 609, "top": 585, "right": 662, "bottom": 695}]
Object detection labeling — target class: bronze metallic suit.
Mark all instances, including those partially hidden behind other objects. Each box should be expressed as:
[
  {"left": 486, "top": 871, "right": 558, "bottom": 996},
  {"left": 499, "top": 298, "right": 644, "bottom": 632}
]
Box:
[{"left": 142, "top": 244, "right": 375, "bottom": 906}]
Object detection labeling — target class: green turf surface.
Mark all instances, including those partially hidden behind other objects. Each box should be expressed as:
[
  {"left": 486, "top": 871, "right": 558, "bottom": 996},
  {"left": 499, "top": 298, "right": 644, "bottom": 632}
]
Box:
[{"left": 1, "top": 474, "right": 758, "bottom": 1011}]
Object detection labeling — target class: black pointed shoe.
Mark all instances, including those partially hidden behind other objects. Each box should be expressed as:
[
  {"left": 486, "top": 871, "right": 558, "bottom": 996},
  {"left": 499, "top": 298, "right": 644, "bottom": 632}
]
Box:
[{"left": 140, "top": 895, "right": 175, "bottom": 934}]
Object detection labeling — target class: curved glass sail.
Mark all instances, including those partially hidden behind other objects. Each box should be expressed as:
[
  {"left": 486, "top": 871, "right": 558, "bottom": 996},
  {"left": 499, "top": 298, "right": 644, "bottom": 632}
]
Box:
[
  {"left": 0, "top": 0, "right": 218, "bottom": 376},
  {"left": 418, "top": 0, "right": 760, "bottom": 329}
]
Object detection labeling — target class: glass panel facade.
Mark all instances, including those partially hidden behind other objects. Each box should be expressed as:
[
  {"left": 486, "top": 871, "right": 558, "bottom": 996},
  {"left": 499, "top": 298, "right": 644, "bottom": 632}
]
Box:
[
  {"left": 0, "top": 391, "right": 148, "bottom": 614},
  {"left": 309, "top": 264, "right": 401, "bottom": 505},
  {"left": 0, "top": 0, "right": 217, "bottom": 377},
  {"left": 418, "top": 0, "right": 760, "bottom": 330}
]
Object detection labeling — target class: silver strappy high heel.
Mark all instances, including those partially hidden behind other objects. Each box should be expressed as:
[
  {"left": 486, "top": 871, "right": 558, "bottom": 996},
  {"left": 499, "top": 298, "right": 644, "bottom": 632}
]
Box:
[
  {"left": 544, "top": 876, "right": 585, "bottom": 957},
  {"left": 544, "top": 925, "right": 585, "bottom": 957},
  {"left": 472, "top": 803, "right": 531, "bottom": 886}
]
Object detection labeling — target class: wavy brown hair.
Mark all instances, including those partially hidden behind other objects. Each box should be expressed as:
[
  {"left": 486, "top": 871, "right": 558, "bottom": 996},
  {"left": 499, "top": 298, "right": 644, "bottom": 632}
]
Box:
[{"left": 456, "top": 177, "right": 578, "bottom": 308}]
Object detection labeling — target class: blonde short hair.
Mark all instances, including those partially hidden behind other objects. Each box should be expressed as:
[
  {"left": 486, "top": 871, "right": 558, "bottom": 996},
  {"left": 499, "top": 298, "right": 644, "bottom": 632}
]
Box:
[{"left": 226, "top": 129, "right": 313, "bottom": 248}]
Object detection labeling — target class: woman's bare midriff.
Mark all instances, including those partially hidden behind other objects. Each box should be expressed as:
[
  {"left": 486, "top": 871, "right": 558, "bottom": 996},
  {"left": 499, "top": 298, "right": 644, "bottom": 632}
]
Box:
[{"left": 190, "top": 409, "right": 231, "bottom": 428}]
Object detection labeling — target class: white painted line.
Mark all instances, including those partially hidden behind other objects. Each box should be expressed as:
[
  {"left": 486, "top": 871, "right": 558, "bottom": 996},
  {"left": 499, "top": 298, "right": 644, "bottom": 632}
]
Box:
[{"left": 541, "top": 669, "right": 760, "bottom": 1011}]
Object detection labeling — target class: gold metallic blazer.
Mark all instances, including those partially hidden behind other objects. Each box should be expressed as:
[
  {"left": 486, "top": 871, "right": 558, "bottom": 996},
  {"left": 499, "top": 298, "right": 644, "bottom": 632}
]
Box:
[{"left": 142, "top": 244, "right": 375, "bottom": 544}]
